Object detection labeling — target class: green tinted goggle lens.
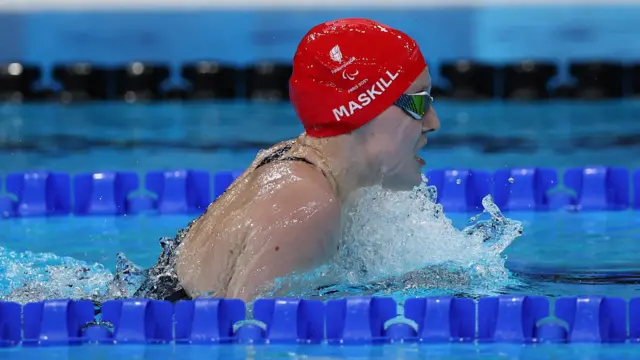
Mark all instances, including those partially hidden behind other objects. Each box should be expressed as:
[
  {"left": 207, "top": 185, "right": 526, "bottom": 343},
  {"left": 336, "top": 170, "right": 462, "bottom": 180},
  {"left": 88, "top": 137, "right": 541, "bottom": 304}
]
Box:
[{"left": 393, "top": 91, "right": 433, "bottom": 120}]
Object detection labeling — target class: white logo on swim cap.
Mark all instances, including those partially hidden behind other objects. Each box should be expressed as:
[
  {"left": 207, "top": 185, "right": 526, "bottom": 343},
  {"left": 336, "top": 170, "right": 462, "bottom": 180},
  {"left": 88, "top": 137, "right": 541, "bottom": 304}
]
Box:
[
  {"left": 342, "top": 69, "right": 359, "bottom": 81},
  {"left": 330, "top": 45, "right": 342, "bottom": 63}
]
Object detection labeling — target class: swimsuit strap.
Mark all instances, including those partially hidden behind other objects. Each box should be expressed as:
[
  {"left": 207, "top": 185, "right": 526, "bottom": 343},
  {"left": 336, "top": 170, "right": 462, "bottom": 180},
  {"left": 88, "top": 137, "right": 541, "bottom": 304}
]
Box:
[
  {"left": 163, "top": 288, "right": 190, "bottom": 302},
  {"left": 254, "top": 142, "right": 333, "bottom": 184},
  {"left": 294, "top": 142, "right": 340, "bottom": 195}
]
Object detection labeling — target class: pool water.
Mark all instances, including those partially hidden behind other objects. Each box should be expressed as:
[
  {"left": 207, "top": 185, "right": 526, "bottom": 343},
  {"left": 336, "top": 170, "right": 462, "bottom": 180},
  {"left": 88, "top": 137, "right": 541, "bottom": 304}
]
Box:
[
  {"left": 2, "top": 211, "right": 639, "bottom": 300},
  {"left": 0, "top": 100, "right": 639, "bottom": 358},
  {"left": 3, "top": 343, "right": 640, "bottom": 359},
  {"left": 1, "top": 100, "right": 640, "bottom": 174}
]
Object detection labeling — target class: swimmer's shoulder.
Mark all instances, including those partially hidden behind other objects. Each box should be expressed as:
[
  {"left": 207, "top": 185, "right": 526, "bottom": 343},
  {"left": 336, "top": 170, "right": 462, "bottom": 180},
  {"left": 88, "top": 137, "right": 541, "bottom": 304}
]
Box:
[
  {"left": 244, "top": 170, "right": 342, "bottom": 264},
  {"left": 249, "top": 139, "right": 298, "bottom": 167},
  {"left": 249, "top": 161, "right": 340, "bottom": 222},
  {"left": 252, "top": 157, "right": 335, "bottom": 197}
]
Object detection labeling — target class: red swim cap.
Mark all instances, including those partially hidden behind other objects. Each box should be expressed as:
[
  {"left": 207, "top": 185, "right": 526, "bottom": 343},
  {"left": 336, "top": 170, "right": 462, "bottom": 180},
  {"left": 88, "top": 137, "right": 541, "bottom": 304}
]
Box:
[{"left": 289, "top": 18, "right": 427, "bottom": 138}]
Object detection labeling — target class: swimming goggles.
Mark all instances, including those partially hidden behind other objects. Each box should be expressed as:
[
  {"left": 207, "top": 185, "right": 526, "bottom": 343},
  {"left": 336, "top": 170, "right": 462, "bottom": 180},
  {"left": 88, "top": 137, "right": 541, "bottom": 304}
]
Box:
[{"left": 393, "top": 90, "right": 433, "bottom": 120}]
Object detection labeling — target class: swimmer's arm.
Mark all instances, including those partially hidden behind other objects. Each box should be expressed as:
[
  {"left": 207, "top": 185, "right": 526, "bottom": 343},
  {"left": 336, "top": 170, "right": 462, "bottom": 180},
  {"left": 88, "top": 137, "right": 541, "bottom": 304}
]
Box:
[{"left": 225, "top": 178, "right": 341, "bottom": 301}]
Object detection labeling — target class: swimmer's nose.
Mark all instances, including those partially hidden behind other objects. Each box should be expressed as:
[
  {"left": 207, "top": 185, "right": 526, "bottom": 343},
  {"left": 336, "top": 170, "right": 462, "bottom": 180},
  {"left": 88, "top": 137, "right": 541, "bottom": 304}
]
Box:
[
  {"left": 422, "top": 107, "right": 440, "bottom": 133},
  {"left": 429, "top": 107, "right": 440, "bottom": 131}
]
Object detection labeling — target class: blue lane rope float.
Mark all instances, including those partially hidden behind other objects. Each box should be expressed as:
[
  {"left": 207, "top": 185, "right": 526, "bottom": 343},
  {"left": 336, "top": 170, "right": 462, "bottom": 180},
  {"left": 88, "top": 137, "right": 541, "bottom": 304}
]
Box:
[
  {"left": 1, "top": 295, "right": 639, "bottom": 347},
  {"left": 0, "top": 166, "right": 638, "bottom": 218}
]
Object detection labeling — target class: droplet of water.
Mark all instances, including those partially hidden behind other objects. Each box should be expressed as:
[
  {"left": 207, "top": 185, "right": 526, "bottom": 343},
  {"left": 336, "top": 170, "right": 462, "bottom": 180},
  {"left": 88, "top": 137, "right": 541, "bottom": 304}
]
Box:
[
  {"left": 456, "top": 179, "right": 461, "bottom": 185},
  {"left": 508, "top": 177, "right": 515, "bottom": 183},
  {"left": 482, "top": 194, "right": 504, "bottom": 221}
]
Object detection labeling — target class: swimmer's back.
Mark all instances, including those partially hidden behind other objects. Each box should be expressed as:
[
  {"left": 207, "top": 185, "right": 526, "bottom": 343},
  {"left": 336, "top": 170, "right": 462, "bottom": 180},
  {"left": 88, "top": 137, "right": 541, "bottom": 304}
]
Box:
[{"left": 175, "top": 139, "right": 341, "bottom": 300}]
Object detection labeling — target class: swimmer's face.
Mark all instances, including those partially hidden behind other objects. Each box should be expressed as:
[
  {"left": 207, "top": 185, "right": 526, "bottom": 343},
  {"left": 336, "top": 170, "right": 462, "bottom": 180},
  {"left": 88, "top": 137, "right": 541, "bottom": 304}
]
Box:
[{"left": 362, "top": 69, "right": 440, "bottom": 190}]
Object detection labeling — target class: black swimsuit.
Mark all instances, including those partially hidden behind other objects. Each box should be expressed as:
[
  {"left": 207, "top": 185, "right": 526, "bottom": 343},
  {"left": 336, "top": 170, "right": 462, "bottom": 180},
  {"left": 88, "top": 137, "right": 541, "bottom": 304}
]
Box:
[{"left": 130, "top": 143, "right": 323, "bottom": 302}]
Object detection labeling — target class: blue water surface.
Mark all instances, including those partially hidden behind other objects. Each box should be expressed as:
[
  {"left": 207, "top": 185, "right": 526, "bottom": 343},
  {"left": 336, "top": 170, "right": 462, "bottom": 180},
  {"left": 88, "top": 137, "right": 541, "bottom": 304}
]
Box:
[
  {"left": 1, "top": 100, "right": 640, "bottom": 173},
  {"left": 1, "top": 100, "right": 640, "bottom": 359},
  {"left": 3, "top": 343, "right": 640, "bottom": 359}
]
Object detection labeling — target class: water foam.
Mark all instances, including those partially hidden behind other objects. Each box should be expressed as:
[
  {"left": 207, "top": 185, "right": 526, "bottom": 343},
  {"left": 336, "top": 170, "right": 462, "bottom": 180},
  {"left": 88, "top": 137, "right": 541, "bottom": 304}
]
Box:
[
  {"left": 268, "top": 176, "right": 524, "bottom": 300},
  {"left": 0, "top": 246, "right": 114, "bottom": 304},
  {"left": 0, "top": 177, "right": 523, "bottom": 304}
]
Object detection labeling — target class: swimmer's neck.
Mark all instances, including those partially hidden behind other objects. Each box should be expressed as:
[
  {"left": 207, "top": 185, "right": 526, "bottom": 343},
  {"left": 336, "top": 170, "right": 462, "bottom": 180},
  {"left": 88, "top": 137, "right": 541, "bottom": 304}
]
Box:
[{"left": 298, "top": 133, "right": 373, "bottom": 204}]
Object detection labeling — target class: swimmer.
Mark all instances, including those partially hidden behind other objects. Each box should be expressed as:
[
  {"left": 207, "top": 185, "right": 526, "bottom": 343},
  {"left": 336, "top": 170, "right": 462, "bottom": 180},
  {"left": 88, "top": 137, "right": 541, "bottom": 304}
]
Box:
[{"left": 132, "top": 18, "right": 440, "bottom": 302}]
